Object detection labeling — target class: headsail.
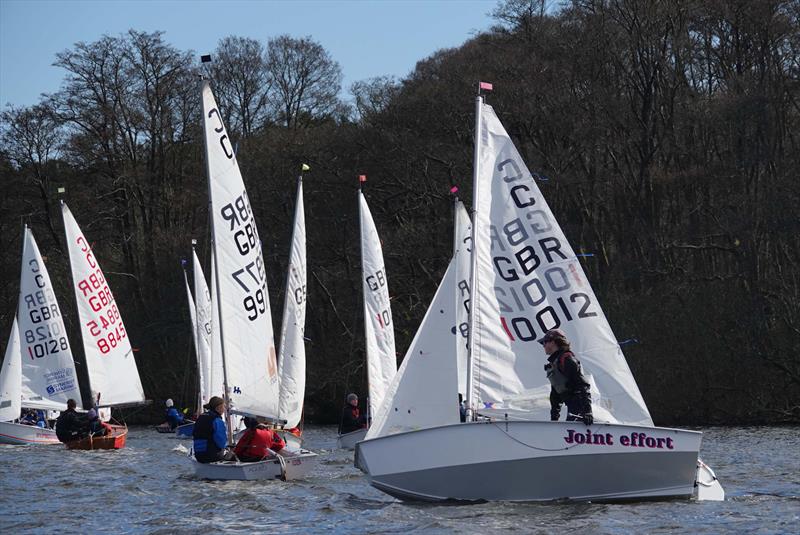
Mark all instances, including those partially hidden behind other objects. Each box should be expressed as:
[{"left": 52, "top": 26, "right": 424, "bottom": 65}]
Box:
[
  {"left": 469, "top": 103, "right": 652, "bottom": 426},
  {"left": 453, "top": 200, "right": 472, "bottom": 395},
  {"left": 367, "top": 200, "right": 472, "bottom": 439},
  {"left": 278, "top": 178, "right": 307, "bottom": 429},
  {"left": 18, "top": 227, "right": 83, "bottom": 410},
  {"left": 183, "top": 266, "right": 205, "bottom": 411},
  {"left": 0, "top": 317, "right": 22, "bottom": 422},
  {"left": 202, "top": 80, "right": 279, "bottom": 419},
  {"left": 208, "top": 254, "right": 224, "bottom": 401},
  {"left": 62, "top": 202, "right": 145, "bottom": 406},
  {"left": 359, "top": 190, "right": 397, "bottom": 418}
]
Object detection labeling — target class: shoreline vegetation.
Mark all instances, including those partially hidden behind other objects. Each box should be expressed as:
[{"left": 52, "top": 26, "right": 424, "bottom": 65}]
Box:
[{"left": 1, "top": 1, "right": 798, "bottom": 426}]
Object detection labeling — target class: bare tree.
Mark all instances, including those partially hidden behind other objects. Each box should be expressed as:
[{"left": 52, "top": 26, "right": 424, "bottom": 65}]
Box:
[{"left": 266, "top": 35, "right": 343, "bottom": 128}]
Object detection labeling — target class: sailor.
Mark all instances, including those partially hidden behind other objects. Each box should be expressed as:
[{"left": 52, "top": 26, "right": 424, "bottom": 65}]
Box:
[
  {"left": 339, "top": 393, "right": 367, "bottom": 434},
  {"left": 233, "top": 416, "right": 286, "bottom": 462},
  {"left": 192, "top": 396, "right": 235, "bottom": 463},
  {"left": 540, "top": 328, "right": 594, "bottom": 425},
  {"left": 86, "top": 403, "right": 111, "bottom": 436},
  {"left": 55, "top": 399, "right": 90, "bottom": 443},
  {"left": 164, "top": 398, "right": 185, "bottom": 430}
]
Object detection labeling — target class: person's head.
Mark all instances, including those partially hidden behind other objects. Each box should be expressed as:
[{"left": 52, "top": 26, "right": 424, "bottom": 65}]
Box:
[
  {"left": 243, "top": 416, "right": 258, "bottom": 429},
  {"left": 538, "top": 328, "right": 570, "bottom": 355},
  {"left": 205, "top": 396, "right": 225, "bottom": 415},
  {"left": 67, "top": 399, "right": 77, "bottom": 410},
  {"left": 165, "top": 398, "right": 174, "bottom": 408},
  {"left": 346, "top": 393, "right": 358, "bottom": 407}
]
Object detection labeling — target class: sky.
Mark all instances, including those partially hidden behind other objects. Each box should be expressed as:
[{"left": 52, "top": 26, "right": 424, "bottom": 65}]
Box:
[{"left": 0, "top": 0, "right": 498, "bottom": 108}]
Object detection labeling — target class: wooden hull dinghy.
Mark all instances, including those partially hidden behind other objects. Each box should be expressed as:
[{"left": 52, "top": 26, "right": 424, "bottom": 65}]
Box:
[{"left": 66, "top": 424, "right": 127, "bottom": 450}]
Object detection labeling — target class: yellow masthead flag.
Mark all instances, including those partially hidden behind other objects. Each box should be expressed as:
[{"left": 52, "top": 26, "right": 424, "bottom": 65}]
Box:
[{"left": 301, "top": 163, "right": 310, "bottom": 172}]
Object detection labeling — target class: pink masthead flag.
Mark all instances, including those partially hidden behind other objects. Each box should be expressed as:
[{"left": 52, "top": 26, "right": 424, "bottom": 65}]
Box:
[
  {"left": 359, "top": 174, "right": 367, "bottom": 183},
  {"left": 479, "top": 81, "right": 493, "bottom": 91}
]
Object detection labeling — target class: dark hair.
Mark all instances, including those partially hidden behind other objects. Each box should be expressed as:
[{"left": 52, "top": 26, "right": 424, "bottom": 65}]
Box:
[{"left": 67, "top": 399, "right": 77, "bottom": 409}]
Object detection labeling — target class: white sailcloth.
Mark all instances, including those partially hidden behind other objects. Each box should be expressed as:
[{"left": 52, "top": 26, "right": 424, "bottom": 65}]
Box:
[
  {"left": 191, "top": 250, "right": 214, "bottom": 405},
  {"left": 278, "top": 179, "right": 307, "bottom": 429},
  {"left": 470, "top": 104, "right": 652, "bottom": 426},
  {"left": 62, "top": 202, "right": 145, "bottom": 406},
  {"left": 0, "top": 318, "right": 22, "bottom": 422},
  {"left": 202, "top": 80, "right": 279, "bottom": 418},
  {"left": 359, "top": 191, "right": 397, "bottom": 418},
  {"left": 18, "top": 227, "right": 83, "bottom": 410},
  {"left": 367, "top": 200, "right": 473, "bottom": 439},
  {"left": 453, "top": 200, "right": 472, "bottom": 395}
]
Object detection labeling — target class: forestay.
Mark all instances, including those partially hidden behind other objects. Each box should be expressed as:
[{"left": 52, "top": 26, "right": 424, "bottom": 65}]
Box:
[
  {"left": 202, "top": 81, "right": 279, "bottom": 419},
  {"left": 278, "top": 179, "right": 307, "bottom": 429},
  {"left": 359, "top": 191, "right": 397, "bottom": 418},
  {"left": 0, "top": 318, "right": 22, "bottom": 421},
  {"left": 470, "top": 104, "right": 652, "bottom": 426},
  {"left": 18, "top": 228, "right": 82, "bottom": 410},
  {"left": 366, "top": 202, "right": 471, "bottom": 439},
  {"left": 62, "top": 203, "right": 145, "bottom": 406}
]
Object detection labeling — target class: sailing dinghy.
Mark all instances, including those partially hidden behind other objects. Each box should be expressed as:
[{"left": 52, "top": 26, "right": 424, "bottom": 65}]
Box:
[
  {"left": 355, "top": 89, "right": 724, "bottom": 502},
  {"left": 61, "top": 202, "right": 146, "bottom": 450},
  {"left": 337, "top": 183, "right": 398, "bottom": 449},
  {"left": 0, "top": 228, "right": 84, "bottom": 445},
  {"left": 189, "top": 79, "right": 316, "bottom": 480}
]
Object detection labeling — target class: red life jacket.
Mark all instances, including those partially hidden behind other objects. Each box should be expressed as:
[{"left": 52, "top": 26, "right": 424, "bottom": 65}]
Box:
[{"left": 233, "top": 427, "right": 285, "bottom": 460}]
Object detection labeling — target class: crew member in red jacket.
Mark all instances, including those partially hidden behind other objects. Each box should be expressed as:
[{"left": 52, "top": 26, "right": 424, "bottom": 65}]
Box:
[{"left": 233, "top": 417, "right": 286, "bottom": 462}]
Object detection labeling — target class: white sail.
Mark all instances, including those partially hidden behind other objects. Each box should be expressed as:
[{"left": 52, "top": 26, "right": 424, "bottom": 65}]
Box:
[
  {"left": 208, "top": 254, "right": 224, "bottom": 400},
  {"left": 0, "top": 318, "right": 22, "bottom": 422},
  {"left": 453, "top": 200, "right": 472, "bottom": 395},
  {"left": 359, "top": 191, "right": 397, "bottom": 418},
  {"left": 183, "top": 268, "right": 205, "bottom": 409},
  {"left": 469, "top": 104, "right": 652, "bottom": 426},
  {"left": 18, "top": 227, "right": 82, "bottom": 411},
  {"left": 368, "top": 199, "right": 473, "bottom": 439},
  {"left": 191, "top": 250, "right": 214, "bottom": 405},
  {"left": 202, "top": 80, "right": 279, "bottom": 419},
  {"left": 62, "top": 202, "right": 145, "bottom": 406},
  {"left": 278, "top": 179, "right": 307, "bottom": 429}
]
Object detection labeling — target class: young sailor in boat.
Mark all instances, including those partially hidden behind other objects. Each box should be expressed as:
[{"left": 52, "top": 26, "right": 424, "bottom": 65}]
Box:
[
  {"left": 164, "top": 399, "right": 186, "bottom": 430},
  {"left": 232, "top": 416, "right": 286, "bottom": 462},
  {"left": 540, "top": 329, "right": 594, "bottom": 425},
  {"left": 86, "top": 404, "right": 111, "bottom": 436},
  {"left": 339, "top": 393, "right": 367, "bottom": 434},
  {"left": 192, "top": 396, "right": 235, "bottom": 463},
  {"left": 55, "top": 399, "right": 91, "bottom": 443}
]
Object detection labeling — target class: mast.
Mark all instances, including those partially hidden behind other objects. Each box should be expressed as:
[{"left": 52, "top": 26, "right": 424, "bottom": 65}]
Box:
[
  {"left": 201, "top": 75, "right": 233, "bottom": 444},
  {"left": 464, "top": 86, "right": 486, "bottom": 421}
]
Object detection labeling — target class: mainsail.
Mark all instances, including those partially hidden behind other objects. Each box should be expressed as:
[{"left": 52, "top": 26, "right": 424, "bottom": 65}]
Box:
[
  {"left": 277, "top": 178, "right": 307, "bottom": 429},
  {"left": 18, "top": 227, "right": 82, "bottom": 410},
  {"left": 202, "top": 80, "right": 279, "bottom": 419},
  {"left": 62, "top": 202, "right": 145, "bottom": 406},
  {"left": 469, "top": 103, "right": 652, "bottom": 426},
  {"left": 0, "top": 318, "right": 22, "bottom": 422},
  {"left": 191, "top": 249, "right": 214, "bottom": 405},
  {"left": 367, "top": 200, "right": 472, "bottom": 438},
  {"left": 359, "top": 190, "right": 397, "bottom": 418}
]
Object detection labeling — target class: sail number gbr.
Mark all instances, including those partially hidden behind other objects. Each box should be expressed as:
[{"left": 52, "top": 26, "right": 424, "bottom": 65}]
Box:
[{"left": 221, "top": 191, "right": 268, "bottom": 322}]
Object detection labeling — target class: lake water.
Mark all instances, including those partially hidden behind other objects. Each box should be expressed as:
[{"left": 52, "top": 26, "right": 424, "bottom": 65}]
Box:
[{"left": 0, "top": 426, "right": 797, "bottom": 534}]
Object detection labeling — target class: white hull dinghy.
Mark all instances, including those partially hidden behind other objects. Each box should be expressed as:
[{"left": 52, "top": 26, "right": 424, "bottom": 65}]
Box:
[
  {"left": 192, "top": 448, "right": 318, "bottom": 481},
  {"left": 0, "top": 421, "right": 60, "bottom": 445},
  {"left": 355, "top": 87, "right": 724, "bottom": 503},
  {"left": 337, "top": 428, "right": 367, "bottom": 450}
]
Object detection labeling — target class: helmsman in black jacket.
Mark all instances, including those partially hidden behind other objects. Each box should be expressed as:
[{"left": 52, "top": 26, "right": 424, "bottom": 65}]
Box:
[{"left": 539, "top": 329, "right": 594, "bottom": 425}]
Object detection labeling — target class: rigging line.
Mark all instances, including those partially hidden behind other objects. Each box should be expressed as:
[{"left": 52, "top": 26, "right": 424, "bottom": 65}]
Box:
[{"left": 490, "top": 422, "right": 581, "bottom": 452}]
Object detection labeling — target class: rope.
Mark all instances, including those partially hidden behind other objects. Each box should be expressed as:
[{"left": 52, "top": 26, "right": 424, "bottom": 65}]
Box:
[{"left": 490, "top": 422, "right": 581, "bottom": 452}]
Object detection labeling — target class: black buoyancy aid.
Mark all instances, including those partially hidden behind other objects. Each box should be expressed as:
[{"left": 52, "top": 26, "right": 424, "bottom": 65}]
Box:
[
  {"left": 546, "top": 350, "right": 588, "bottom": 394},
  {"left": 192, "top": 411, "right": 221, "bottom": 458}
]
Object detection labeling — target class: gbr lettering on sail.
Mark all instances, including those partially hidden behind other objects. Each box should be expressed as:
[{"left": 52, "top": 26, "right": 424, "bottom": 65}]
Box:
[{"left": 490, "top": 157, "right": 597, "bottom": 343}]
